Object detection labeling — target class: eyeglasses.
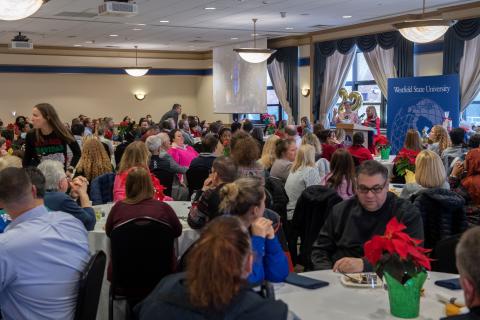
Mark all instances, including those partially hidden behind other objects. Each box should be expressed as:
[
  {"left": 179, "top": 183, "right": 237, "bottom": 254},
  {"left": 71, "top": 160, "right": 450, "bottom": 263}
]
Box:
[{"left": 357, "top": 181, "right": 387, "bottom": 194}]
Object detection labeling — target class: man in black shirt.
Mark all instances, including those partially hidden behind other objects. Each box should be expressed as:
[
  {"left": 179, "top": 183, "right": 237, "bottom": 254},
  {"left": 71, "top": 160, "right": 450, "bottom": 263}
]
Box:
[
  {"left": 311, "top": 160, "right": 424, "bottom": 273},
  {"left": 160, "top": 104, "right": 182, "bottom": 129},
  {"left": 440, "top": 227, "right": 480, "bottom": 320}
]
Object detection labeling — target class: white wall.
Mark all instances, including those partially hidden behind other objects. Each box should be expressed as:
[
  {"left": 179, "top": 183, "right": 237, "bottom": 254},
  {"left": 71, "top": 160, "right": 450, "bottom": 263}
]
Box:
[
  {"left": 0, "top": 51, "right": 224, "bottom": 124},
  {"left": 414, "top": 52, "right": 443, "bottom": 76}
]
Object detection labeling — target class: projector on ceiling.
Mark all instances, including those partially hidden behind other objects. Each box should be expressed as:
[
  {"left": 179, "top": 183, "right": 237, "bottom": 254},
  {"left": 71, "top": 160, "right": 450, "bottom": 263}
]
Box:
[
  {"left": 98, "top": 1, "right": 138, "bottom": 17},
  {"left": 9, "top": 32, "right": 33, "bottom": 50}
]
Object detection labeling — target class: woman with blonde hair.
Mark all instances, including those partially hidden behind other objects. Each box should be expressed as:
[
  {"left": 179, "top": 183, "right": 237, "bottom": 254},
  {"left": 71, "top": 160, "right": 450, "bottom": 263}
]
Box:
[
  {"left": 113, "top": 141, "right": 165, "bottom": 202},
  {"left": 285, "top": 144, "right": 321, "bottom": 219},
  {"left": 400, "top": 150, "right": 449, "bottom": 199},
  {"left": 75, "top": 137, "right": 113, "bottom": 184},
  {"left": 428, "top": 125, "right": 451, "bottom": 156},
  {"left": 106, "top": 167, "right": 182, "bottom": 285},
  {"left": 219, "top": 177, "right": 289, "bottom": 284},
  {"left": 301, "top": 132, "right": 322, "bottom": 160},
  {"left": 258, "top": 135, "right": 279, "bottom": 171},
  {"left": 135, "top": 216, "right": 291, "bottom": 319}
]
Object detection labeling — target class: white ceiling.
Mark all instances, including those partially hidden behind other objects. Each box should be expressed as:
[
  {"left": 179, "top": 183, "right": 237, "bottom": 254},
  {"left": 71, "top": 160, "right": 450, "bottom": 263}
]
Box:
[{"left": 0, "top": 0, "right": 475, "bottom": 51}]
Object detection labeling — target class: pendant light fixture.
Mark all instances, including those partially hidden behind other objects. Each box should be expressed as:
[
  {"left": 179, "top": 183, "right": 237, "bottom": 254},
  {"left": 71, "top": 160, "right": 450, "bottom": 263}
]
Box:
[
  {"left": 234, "top": 18, "right": 275, "bottom": 63},
  {"left": 124, "top": 45, "right": 151, "bottom": 77},
  {"left": 394, "top": 0, "right": 455, "bottom": 43},
  {"left": 0, "top": 0, "right": 45, "bottom": 21}
]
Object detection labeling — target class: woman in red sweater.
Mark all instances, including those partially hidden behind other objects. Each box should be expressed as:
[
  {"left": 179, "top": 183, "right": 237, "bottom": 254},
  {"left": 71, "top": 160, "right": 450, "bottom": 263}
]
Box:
[{"left": 348, "top": 132, "right": 373, "bottom": 165}]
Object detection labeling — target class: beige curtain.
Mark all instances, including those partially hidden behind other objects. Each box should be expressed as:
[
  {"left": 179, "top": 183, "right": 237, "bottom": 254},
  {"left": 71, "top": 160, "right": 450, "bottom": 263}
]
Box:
[
  {"left": 459, "top": 35, "right": 480, "bottom": 112},
  {"left": 363, "top": 46, "right": 397, "bottom": 99},
  {"left": 268, "top": 59, "right": 294, "bottom": 124},
  {"left": 319, "top": 49, "right": 355, "bottom": 127}
]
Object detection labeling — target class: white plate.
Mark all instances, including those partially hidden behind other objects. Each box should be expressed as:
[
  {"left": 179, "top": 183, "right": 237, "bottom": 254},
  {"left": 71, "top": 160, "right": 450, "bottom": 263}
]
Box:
[{"left": 340, "top": 273, "right": 383, "bottom": 289}]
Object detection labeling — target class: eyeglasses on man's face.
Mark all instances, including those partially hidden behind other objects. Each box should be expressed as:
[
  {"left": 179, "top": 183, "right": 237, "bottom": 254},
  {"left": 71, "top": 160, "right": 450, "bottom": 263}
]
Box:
[{"left": 356, "top": 181, "right": 387, "bottom": 194}]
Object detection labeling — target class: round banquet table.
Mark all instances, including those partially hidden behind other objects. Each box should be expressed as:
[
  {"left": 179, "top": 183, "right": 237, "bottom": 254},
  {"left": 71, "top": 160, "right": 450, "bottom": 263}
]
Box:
[
  {"left": 88, "top": 201, "right": 201, "bottom": 320},
  {"left": 275, "top": 270, "right": 463, "bottom": 320}
]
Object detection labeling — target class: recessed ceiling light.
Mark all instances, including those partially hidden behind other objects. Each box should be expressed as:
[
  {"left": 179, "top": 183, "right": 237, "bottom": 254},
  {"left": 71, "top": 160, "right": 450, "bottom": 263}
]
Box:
[
  {"left": 342, "top": 15, "right": 352, "bottom": 19},
  {"left": 85, "top": 40, "right": 94, "bottom": 44},
  {"left": 285, "top": 27, "right": 294, "bottom": 30},
  {"left": 132, "top": 28, "right": 142, "bottom": 31},
  {"left": 73, "top": 44, "right": 83, "bottom": 47},
  {"left": 231, "top": 37, "right": 239, "bottom": 40},
  {"left": 159, "top": 20, "right": 169, "bottom": 23},
  {"left": 300, "top": 13, "right": 310, "bottom": 16},
  {"left": 204, "top": 7, "right": 216, "bottom": 10},
  {"left": 251, "top": 33, "right": 260, "bottom": 36},
  {"left": 109, "top": 34, "right": 119, "bottom": 37}
]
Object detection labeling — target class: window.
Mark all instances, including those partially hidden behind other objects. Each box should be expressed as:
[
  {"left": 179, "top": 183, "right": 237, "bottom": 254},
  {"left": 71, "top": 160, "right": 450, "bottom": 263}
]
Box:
[
  {"left": 464, "top": 92, "right": 480, "bottom": 125},
  {"left": 333, "top": 51, "right": 384, "bottom": 127},
  {"left": 237, "top": 71, "right": 288, "bottom": 123}
]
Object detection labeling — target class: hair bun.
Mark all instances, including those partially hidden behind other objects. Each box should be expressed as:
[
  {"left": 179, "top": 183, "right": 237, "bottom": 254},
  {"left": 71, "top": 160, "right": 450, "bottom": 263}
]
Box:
[{"left": 219, "top": 182, "right": 239, "bottom": 213}]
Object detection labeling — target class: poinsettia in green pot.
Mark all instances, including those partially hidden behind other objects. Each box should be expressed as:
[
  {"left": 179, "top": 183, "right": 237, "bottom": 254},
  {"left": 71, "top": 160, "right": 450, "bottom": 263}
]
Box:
[{"left": 364, "top": 217, "right": 432, "bottom": 319}]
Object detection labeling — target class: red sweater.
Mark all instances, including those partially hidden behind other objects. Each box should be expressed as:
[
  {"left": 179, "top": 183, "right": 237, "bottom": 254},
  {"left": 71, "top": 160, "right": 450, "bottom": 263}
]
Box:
[
  {"left": 321, "top": 143, "right": 337, "bottom": 161},
  {"left": 348, "top": 145, "right": 373, "bottom": 164}
]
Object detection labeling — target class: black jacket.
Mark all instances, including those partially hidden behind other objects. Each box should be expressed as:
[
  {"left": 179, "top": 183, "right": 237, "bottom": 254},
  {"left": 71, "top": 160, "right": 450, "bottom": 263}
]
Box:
[
  {"left": 135, "top": 273, "right": 289, "bottom": 320},
  {"left": 291, "top": 186, "right": 343, "bottom": 270},
  {"left": 311, "top": 192, "right": 424, "bottom": 271},
  {"left": 265, "top": 176, "right": 289, "bottom": 226},
  {"left": 410, "top": 188, "right": 468, "bottom": 249}
]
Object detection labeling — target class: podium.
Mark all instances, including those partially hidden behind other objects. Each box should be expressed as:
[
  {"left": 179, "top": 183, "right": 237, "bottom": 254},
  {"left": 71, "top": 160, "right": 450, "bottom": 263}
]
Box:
[{"left": 336, "top": 123, "right": 374, "bottom": 148}]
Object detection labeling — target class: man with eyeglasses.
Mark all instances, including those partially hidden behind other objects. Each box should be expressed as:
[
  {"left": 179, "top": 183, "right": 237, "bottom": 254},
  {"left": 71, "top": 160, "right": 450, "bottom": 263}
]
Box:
[{"left": 311, "top": 160, "right": 424, "bottom": 273}]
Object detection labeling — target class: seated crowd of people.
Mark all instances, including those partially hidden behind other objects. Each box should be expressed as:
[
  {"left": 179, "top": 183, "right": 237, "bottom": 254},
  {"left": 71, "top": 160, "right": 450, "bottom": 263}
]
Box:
[{"left": 0, "top": 102, "right": 480, "bottom": 319}]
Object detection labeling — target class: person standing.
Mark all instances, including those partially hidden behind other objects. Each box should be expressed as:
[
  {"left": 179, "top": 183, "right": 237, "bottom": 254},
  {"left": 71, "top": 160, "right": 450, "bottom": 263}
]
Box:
[
  {"left": 23, "top": 103, "right": 81, "bottom": 168},
  {"left": 160, "top": 104, "right": 182, "bottom": 129}
]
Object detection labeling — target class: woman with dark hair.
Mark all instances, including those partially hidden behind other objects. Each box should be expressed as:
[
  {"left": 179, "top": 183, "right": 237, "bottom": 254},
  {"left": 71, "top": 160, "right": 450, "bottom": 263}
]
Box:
[
  {"left": 251, "top": 127, "right": 265, "bottom": 151},
  {"left": 230, "top": 121, "right": 241, "bottom": 134},
  {"left": 317, "top": 129, "right": 338, "bottom": 161},
  {"left": 188, "top": 156, "right": 238, "bottom": 229},
  {"left": 299, "top": 116, "right": 312, "bottom": 136},
  {"left": 322, "top": 149, "right": 355, "bottom": 200},
  {"left": 167, "top": 129, "right": 198, "bottom": 168},
  {"left": 135, "top": 216, "right": 291, "bottom": 319},
  {"left": 220, "top": 177, "right": 289, "bottom": 283},
  {"left": 275, "top": 120, "right": 288, "bottom": 139},
  {"left": 24, "top": 103, "right": 81, "bottom": 168},
  {"left": 347, "top": 132, "right": 373, "bottom": 165}
]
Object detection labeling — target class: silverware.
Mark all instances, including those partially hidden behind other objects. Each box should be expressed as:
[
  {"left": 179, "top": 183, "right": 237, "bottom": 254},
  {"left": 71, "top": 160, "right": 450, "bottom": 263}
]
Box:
[{"left": 340, "top": 272, "right": 361, "bottom": 283}]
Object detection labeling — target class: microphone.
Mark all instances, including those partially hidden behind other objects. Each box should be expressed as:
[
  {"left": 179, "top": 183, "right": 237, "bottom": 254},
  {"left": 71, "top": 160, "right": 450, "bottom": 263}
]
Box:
[{"left": 359, "top": 113, "right": 366, "bottom": 120}]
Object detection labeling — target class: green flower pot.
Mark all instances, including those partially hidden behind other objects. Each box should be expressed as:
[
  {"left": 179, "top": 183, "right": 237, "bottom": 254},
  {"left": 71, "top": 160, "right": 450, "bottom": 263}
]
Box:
[
  {"left": 380, "top": 147, "right": 391, "bottom": 160},
  {"left": 384, "top": 271, "right": 427, "bottom": 318}
]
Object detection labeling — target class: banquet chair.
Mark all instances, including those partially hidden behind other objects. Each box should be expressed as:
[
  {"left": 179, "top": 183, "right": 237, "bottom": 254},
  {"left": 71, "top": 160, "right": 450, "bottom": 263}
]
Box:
[
  {"left": 186, "top": 166, "right": 210, "bottom": 197},
  {"left": 291, "top": 186, "right": 343, "bottom": 270},
  {"left": 90, "top": 173, "right": 115, "bottom": 205},
  {"left": 265, "top": 176, "right": 289, "bottom": 228},
  {"left": 74, "top": 250, "right": 107, "bottom": 320},
  {"left": 431, "top": 233, "right": 462, "bottom": 274},
  {"left": 109, "top": 217, "right": 176, "bottom": 320},
  {"left": 151, "top": 168, "right": 174, "bottom": 197}
]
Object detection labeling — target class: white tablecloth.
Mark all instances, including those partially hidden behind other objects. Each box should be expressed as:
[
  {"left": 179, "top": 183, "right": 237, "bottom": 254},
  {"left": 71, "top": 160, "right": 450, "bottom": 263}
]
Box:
[
  {"left": 275, "top": 270, "right": 463, "bottom": 320},
  {"left": 88, "top": 201, "right": 200, "bottom": 320},
  {"left": 374, "top": 155, "right": 395, "bottom": 178}
]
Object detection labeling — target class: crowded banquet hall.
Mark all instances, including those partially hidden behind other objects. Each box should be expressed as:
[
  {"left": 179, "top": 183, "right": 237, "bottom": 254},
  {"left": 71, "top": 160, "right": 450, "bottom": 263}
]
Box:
[{"left": 2, "top": 0, "right": 480, "bottom": 319}]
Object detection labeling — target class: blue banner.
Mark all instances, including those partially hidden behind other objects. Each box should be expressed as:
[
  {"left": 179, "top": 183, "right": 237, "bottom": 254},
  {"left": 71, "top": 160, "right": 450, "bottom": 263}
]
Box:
[{"left": 387, "top": 74, "right": 460, "bottom": 154}]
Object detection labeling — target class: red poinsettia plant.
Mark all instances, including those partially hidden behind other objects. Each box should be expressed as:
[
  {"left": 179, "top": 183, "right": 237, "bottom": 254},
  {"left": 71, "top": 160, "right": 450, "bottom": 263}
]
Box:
[
  {"left": 374, "top": 134, "right": 390, "bottom": 151},
  {"left": 261, "top": 113, "right": 276, "bottom": 135},
  {"left": 394, "top": 148, "right": 418, "bottom": 177},
  {"left": 364, "top": 217, "right": 431, "bottom": 284}
]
